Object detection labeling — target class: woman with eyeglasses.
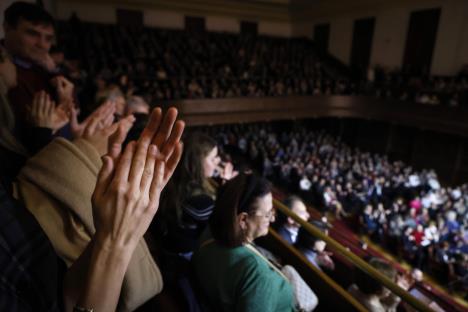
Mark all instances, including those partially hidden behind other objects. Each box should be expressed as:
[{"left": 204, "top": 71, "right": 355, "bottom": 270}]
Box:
[{"left": 192, "top": 173, "right": 295, "bottom": 312}]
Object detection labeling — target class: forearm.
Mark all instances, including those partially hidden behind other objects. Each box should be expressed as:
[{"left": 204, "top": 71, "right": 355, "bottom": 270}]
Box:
[{"left": 64, "top": 235, "right": 135, "bottom": 312}]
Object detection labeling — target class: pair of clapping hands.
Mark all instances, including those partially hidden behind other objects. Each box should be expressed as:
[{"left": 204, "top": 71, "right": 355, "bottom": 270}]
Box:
[
  {"left": 28, "top": 75, "right": 95, "bottom": 137},
  {"left": 84, "top": 106, "right": 184, "bottom": 250}
]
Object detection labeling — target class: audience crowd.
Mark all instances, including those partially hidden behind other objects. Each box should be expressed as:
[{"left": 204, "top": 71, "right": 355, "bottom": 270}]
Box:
[
  {"left": 1, "top": 2, "right": 466, "bottom": 311},
  {"left": 52, "top": 19, "right": 468, "bottom": 110},
  {"left": 365, "top": 65, "right": 468, "bottom": 108},
  {"left": 205, "top": 122, "right": 468, "bottom": 294},
  {"left": 0, "top": 3, "right": 322, "bottom": 311}
]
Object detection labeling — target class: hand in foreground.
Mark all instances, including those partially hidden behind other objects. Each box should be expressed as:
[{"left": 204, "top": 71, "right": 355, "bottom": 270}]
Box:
[{"left": 92, "top": 107, "right": 185, "bottom": 248}]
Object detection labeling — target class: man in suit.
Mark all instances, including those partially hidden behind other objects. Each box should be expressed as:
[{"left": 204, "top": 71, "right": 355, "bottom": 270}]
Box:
[{"left": 274, "top": 195, "right": 310, "bottom": 244}]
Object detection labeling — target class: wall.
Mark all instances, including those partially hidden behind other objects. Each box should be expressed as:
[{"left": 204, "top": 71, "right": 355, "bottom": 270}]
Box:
[
  {"left": 293, "top": 0, "right": 468, "bottom": 75},
  {"left": 55, "top": 0, "right": 291, "bottom": 36},
  {"left": 3, "top": 0, "right": 466, "bottom": 73}
]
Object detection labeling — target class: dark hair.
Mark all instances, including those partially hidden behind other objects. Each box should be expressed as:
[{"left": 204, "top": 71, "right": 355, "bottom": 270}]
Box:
[
  {"left": 294, "top": 225, "right": 317, "bottom": 250},
  {"left": 274, "top": 195, "right": 302, "bottom": 227},
  {"left": 294, "top": 220, "right": 329, "bottom": 250},
  {"left": 4, "top": 2, "right": 55, "bottom": 28},
  {"left": 210, "top": 173, "right": 271, "bottom": 248},
  {"left": 354, "top": 257, "right": 396, "bottom": 295},
  {"left": 158, "top": 132, "right": 217, "bottom": 228}
]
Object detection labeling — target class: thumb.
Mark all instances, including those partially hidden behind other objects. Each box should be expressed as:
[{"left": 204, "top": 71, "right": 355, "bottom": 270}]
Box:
[{"left": 69, "top": 106, "right": 79, "bottom": 128}]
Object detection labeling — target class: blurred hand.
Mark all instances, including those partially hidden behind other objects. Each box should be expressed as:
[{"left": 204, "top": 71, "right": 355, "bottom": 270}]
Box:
[
  {"left": 82, "top": 113, "right": 135, "bottom": 156},
  {"left": 29, "top": 91, "right": 71, "bottom": 131},
  {"left": 39, "top": 53, "right": 56, "bottom": 72},
  {"left": 70, "top": 101, "right": 116, "bottom": 139},
  {"left": 91, "top": 107, "right": 185, "bottom": 249},
  {"left": 51, "top": 75, "right": 74, "bottom": 105},
  {"left": 220, "top": 161, "right": 238, "bottom": 180}
]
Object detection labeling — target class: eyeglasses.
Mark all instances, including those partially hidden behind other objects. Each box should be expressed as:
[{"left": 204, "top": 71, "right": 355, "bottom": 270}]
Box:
[{"left": 253, "top": 209, "right": 276, "bottom": 220}]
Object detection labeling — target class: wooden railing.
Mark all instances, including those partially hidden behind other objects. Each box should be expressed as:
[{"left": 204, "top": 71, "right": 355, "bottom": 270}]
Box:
[
  {"left": 164, "top": 95, "right": 468, "bottom": 137},
  {"left": 257, "top": 228, "right": 368, "bottom": 312},
  {"left": 272, "top": 198, "right": 434, "bottom": 312}
]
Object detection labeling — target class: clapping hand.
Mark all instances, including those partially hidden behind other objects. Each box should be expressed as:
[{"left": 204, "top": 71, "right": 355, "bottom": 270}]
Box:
[
  {"left": 81, "top": 104, "right": 135, "bottom": 156},
  {"left": 50, "top": 75, "right": 74, "bottom": 105},
  {"left": 70, "top": 101, "right": 117, "bottom": 139},
  {"left": 29, "top": 91, "right": 70, "bottom": 131},
  {"left": 92, "top": 107, "right": 185, "bottom": 249}
]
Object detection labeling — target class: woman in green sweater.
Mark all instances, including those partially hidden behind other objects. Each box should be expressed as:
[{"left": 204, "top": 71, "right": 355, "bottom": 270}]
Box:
[{"left": 193, "top": 173, "right": 296, "bottom": 312}]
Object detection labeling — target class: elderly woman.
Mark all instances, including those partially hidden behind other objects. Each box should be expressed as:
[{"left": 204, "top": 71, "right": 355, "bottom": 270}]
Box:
[{"left": 193, "top": 173, "right": 296, "bottom": 311}]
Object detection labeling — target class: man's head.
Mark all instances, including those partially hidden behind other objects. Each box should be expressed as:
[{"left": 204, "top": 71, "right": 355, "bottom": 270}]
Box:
[
  {"left": 276, "top": 195, "right": 310, "bottom": 229},
  {"left": 3, "top": 2, "right": 55, "bottom": 62}
]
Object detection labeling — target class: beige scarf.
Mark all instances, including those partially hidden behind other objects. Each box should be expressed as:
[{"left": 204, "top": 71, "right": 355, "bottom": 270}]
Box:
[{"left": 14, "top": 137, "right": 163, "bottom": 312}]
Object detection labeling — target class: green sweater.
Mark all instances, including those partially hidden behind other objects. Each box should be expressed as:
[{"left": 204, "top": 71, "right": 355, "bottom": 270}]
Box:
[{"left": 192, "top": 241, "right": 295, "bottom": 312}]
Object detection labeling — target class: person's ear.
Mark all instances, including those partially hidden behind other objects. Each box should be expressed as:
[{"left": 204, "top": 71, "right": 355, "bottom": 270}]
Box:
[{"left": 238, "top": 212, "right": 249, "bottom": 231}]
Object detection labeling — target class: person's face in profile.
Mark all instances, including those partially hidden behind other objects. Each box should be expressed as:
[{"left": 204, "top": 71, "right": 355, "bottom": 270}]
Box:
[
  {"left": 244, "top": 193, "right": 274, "bottom": 241},
  {"left": 202, "top": 146, "right": 219, "bottom": 178}
]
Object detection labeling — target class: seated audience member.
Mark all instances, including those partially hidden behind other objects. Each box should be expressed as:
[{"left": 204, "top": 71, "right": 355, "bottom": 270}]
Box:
[
  {"left": 1, "top": 104, "right": 184, "bottom": 311},
  {"left": 295, "top": 224, "right": 335, "bottom": 271},
  {"left": 158, "top": 132, "right": 219, "bottom": 258},
  {"left": 274, "top": 195, "right": 310, "bottom": 244},
  {"left": 348, "top": 257, "right": 403, "bottom": 312},
  {"left": 193, "top": 174, "right": 318, "bottom": 312}
]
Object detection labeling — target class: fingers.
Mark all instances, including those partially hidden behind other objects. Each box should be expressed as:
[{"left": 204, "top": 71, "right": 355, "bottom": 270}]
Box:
[
  {"left": 138, "top": 107, "right": 162, "bottom": 147},
  {"left": 128, "top": 133, "right": 154, "bottom": 191},
  {"left": 38, "top": 92, "right": 46, "bottom": 117},
  {"left": 107, "top": 117, "right": 134, "bottom": 161},
  {"left": 163, "top": 141, "right": 183, "bottom": 186},
  {"left": 112, "top": 141, "right": 136, "bottom": 186},
  {"left": 148, "top": 159, "right": 165, "bottom": 213},
  {"left": 47, "top": 100, "right": 55, "bottom": 118},
  {"left": 161, "top": 120, "right": 185, "bottom": 161},
  {"left": 152, "top": 107, "right": 177, "bottom": 148},
  {"left": 92, "top": 100, "right": 114, "bottom": 118},
  {"left": 69, "top": 106, "right": 79, "bottom": 128},
  {"left": 31, "top": 92, "right": 40, "bottom": 119},
  {"left": 84, "top": 116, "right": 100, "bottom": 138},
  {"left": 42, "top": 96, "right": 52, "bottom": 118},
  {"left": 94, "top": 155, "right": 114, "bottom": 197},
  {"left": 140, "top": 144, "right": 158, "bottom": 195},
  {"left": 101, "top": 107, "right": 116, "bottom": 128}
]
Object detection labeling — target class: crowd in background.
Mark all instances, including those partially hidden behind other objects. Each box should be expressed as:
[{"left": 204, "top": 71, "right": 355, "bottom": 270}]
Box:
[
  {"left": 204, "top": 122, "right": 468, "bottom": 293},
  {"left": 0, "top": 3, "right": 320, "bottom": 311},
  {"left": 49, "top": 19, "right": 468, "bottom": 111},
  {"left": 1, "top": 2, "right": 467, "bottom": 311},
  {"left": 365, "top": 64, "right": 468, "bottom": 107}
]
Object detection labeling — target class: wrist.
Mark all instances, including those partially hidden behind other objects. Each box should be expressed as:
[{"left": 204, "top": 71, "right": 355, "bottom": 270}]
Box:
[{"left": 92, "top": 231, "right": 136, "bottom": 263}]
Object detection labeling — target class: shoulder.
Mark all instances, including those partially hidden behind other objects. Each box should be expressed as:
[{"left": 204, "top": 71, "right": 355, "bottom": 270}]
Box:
[
  {"left": 183, "top": 193, "right": 215, "bottom": 220},
  {"left": 276, "top": 225, "right": 293, "bottom": 243}
]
